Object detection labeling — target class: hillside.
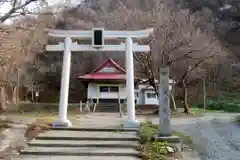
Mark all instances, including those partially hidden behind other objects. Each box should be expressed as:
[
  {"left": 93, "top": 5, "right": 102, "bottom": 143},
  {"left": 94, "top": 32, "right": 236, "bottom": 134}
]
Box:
[{"left": 1, "top": 0, "right": 240, "bottom": 105}]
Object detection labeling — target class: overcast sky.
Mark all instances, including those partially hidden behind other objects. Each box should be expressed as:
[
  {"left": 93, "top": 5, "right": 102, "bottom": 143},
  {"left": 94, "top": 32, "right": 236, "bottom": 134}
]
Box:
[
  {"left": 0, "top": 0, "right": 82, "bottom": 23},
  {"left": 0, "top": 0, "right": 64, "bottom": 13}
]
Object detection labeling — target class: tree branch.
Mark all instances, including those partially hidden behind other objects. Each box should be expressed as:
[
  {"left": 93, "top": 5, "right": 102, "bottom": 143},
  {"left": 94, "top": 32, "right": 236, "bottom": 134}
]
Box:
[
  {"left": 177, "top": 55, "right": 214, "bottom": 84},
  {"left": 0, "top": 0, "right": 38, "bottom": 23}
]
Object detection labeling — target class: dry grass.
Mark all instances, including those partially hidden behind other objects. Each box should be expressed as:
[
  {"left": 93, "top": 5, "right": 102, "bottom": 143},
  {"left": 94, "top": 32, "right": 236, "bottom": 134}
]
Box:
[
  {"left": 24, "top": 113, "right": 79, "bottom": 140},
  {"left": 136, "top": 105, "right": 202, "bottom": 118},
  {"left": 24, "top": 119, "right": 51, "bottom": 140}
]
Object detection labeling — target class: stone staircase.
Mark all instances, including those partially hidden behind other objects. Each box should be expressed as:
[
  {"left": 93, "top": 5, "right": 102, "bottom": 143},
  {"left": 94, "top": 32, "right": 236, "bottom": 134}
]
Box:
[
  {"left": 95, "top": 103, "right": 121, "bottom": 112},
  {"left": 13, "top": 127, "right": 141, "bottom": 160}
]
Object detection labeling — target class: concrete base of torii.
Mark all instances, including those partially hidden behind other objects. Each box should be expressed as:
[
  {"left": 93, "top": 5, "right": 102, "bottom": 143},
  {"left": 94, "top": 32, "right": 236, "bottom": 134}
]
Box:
[
  {"left": 122, "top": 119, "right": 140, "bottom": 129},
  {"left": 52, "top": 119, "right": 72, "bottom": 127}
]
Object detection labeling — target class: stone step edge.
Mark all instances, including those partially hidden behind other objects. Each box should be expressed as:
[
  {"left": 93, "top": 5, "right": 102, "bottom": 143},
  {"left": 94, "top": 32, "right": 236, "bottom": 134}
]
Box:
[
  {"left": 35, "top": 137, "right": 140, "bottom": 141},
  {"left": 27, "top": 143, "right": 140, "bottom": 148},
  {"left": 51, "top": 127, "right": 139, "bottom": 132},
  {"left": 20, "top": 151, "right": 140, "bottom": 157}
]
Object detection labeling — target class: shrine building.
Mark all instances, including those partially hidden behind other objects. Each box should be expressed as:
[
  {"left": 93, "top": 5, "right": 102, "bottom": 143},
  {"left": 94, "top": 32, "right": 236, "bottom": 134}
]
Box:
[{"left": 78, "top": 58, "right": 173, "bottom": 105}]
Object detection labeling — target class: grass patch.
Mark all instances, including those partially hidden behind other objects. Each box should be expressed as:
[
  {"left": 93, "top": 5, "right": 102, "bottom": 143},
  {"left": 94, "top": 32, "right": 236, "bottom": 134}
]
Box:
[
  {"left": 139, "top": 121, "right": 168, "bottom": 160},
  {"left": 21, "top": 104, "right": 81, "bottom": 140},
  {"left": 173, "top": 132, "right": 193, "bottom": 149},
  {"left": 24, "top": 112, "right": 81, "bottom": 140},
  {"left": 139, "top": 121, "right": 194, "bottom": 160},
  {"left": 190, "top": 108, "right": 218, "bottom": 116},
  {"left": 194, "top": 92, "right": 240, "bottom": 113},
  {"left": 139, "top": 121, "right": 158, "bottom": 144},
  {"left": 3, "top": 112, "right": 78, "bottom": 124},
  {"left": 2, "top": 103, "right": 80, "bottom": 122},
  {"left": 139, "top": 122, "right": 183, "bottom": 160},
  {"left": 4, "top": 103, "right": 81, "bottom": 116},
  {"left": 194, "top": 102, "right": 240, "bottom": 113},
  {"left": 171, "top": 110, "right": 199, "bottom": 117}
]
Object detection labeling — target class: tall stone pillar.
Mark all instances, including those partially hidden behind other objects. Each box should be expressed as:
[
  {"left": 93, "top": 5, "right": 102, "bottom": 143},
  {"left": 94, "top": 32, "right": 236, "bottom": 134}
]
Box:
[
  {"left": 52, "top": 37, "right": 72, "bottom": 127},
  {"left": 123, "top": 37, "right": 139, "bottom": 128},
  {"left": 158, "top": 67, "right": 171, "bottom": 135},
  {"left": 155, "top": 67, "right": 181, "bottom": 152}
]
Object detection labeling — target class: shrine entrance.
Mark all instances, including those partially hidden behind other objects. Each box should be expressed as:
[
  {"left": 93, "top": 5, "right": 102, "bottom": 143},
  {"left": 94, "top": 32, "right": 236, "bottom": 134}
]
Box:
[{"left": 46, "top": 28, "right": 153, "bottom": 128}]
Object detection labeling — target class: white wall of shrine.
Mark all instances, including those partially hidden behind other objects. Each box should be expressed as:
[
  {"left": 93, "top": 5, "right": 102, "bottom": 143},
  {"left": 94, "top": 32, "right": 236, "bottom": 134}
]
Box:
[
  {"left": 87, "top": 83, "right": 97, "bottom": 98},
  {"left": 87, "top": 80, "right": 173, "bottom": 105},
  {"left": 87, "top": 83, "right": 127, "bottom": 100}
]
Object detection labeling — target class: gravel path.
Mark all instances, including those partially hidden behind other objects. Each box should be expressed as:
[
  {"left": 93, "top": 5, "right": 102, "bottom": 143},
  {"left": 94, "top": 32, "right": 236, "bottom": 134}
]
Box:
[{"left": 171, "top": 113, "right": 240, "bottom": 160}]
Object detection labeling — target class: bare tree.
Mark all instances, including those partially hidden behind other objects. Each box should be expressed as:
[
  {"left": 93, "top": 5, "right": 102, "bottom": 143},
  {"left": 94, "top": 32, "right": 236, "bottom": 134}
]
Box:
[
  {"left": 0, "top": 13, "right": 54, "bottom": 110},
  {"left": 54, "top": 1, "right": 229, "bottom": 113},
  {"left": 134, "top": 8, "right": 226, "bottom": 113},
  {"left": 0, "top": 0, "right": 49, "bottom": 23},
  {"left": 102, "top": 4, "right": 226, "bottom": 113}
]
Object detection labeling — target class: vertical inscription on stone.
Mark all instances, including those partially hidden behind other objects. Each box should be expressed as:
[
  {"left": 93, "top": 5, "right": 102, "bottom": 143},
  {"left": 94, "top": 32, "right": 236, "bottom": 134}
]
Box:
[{"left": 159, "top": 67, "right": 171, "bottom": 136}]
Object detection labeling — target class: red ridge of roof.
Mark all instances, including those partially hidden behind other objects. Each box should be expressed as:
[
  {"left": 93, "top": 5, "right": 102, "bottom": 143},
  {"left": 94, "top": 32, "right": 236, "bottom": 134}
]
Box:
[
  {"left": 92, "top": 58, "right": 125, "bottom": 73},
  {"left": 78, "top": 58, "right": 126, "bottom": 80},
  {"left": 78, "top": 73, "right": 126, "bottom": 80}
]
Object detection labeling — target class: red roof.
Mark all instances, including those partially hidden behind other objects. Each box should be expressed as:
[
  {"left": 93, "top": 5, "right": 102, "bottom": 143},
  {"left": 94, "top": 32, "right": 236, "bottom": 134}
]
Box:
[
  {"left": 79, "top": 73, "right": 126, "bottom": 80},
  {"left": 92, "top": 58, "right": 125, "bottom": 73},
  {"left": 78, "top": 58, "right": 126, "bottom": 80}
]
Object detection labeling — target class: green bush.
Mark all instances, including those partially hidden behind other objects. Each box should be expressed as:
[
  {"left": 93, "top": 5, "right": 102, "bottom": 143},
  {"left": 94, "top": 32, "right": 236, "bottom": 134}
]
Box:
[
  {"left": 193, "top": 92, "right": 240, "bottom": 113},
  {"left": 149, "top": 141, "right": 168, "bottom": 160},
  {"left": 194, "top": 99, "right": 240, "bottom": 113},
  {"left": 140, "top": 121, "right": 193, "bottom": 160},
  {"left": 139, "top": 122, "right": 169, "bottom": 160},
  {"left": 207, "top": 101, "right": 240, "bottom": 112},
  {"left": 139, "top": 121, "right": 158, "bottom": 144}
]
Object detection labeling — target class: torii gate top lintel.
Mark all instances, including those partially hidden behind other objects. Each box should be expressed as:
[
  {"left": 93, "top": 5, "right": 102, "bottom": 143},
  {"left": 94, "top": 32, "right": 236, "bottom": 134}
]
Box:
[{"left": 46, "top": 28, "right": 154, "bottom": 39}]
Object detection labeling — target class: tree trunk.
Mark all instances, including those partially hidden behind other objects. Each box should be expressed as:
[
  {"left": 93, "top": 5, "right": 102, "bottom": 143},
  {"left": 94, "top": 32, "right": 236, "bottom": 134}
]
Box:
[
  {"left": 0, "top": 87, "right": 7, "bottom": 111},
  {"left": 31, "top": 85, "right": 34, "bottom": 103},
  {"left": 12, "top": 86, "right": 17, "bottom": 104},
  {"left": 170, "top": 83, "right": 176, "bottom": 110},
  {"left": 183, "top": 80, "right": 190, "bottom": 113},
  {"left": 170, "top": 91, "right": 177, "bottom": 110},
  {"left": 25, "top": 91, "right": 28, "bottom": 102}
]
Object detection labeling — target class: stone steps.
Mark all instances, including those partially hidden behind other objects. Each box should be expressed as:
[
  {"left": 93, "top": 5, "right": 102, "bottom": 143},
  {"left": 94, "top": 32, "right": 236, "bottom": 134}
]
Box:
[
  {"left": 51, "top": 127, "right": 138, "bottom": 132},
  {"left": 28, "top": 139, "right": 139, "bottom": 148},
  {"left": 20, "top": 146, "right": 139, "bottom": 156},
  {"left": 13, "top": 155, "right": 141, "bottom": 160},
  {"left": 16, "top": 128, "right": 141, "bottom": 159},
  {"left": 36, "top": 136, "right": 139, "bottom": 141},
  {"left": 36, "top": 130, "right": 139, "bottom": 141},
  {"left": 95, "top": 103, "right": 120, "bottom": 112}
]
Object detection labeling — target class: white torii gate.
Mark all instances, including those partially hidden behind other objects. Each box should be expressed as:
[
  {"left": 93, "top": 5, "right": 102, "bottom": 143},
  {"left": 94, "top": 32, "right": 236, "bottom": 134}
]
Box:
[{"left": 46, "top": 28, "right": 153, "bottom": 128}]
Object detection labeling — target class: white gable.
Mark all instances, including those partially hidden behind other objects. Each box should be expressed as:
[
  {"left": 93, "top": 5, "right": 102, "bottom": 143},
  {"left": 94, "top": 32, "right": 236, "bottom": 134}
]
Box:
[{"left": 98, "top": 66, "right": 120, "bottom": 73}]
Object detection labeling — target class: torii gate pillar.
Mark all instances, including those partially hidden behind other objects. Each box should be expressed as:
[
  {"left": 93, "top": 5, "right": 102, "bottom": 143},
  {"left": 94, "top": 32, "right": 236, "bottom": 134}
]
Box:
[
  {"left": 52, "top": 37, "right": 72, "bottom": 127},
  {"left": 124, "top": 37, "right": 137, "bottom": 128}
]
